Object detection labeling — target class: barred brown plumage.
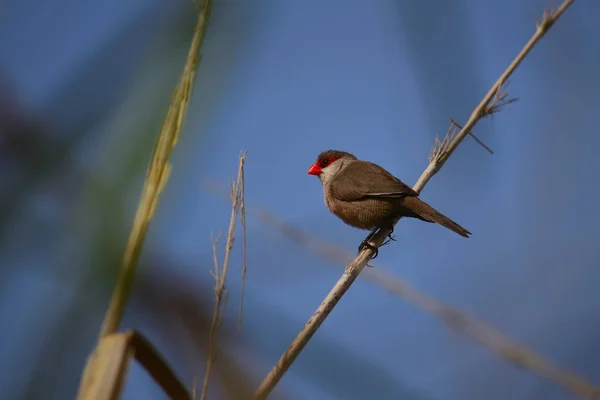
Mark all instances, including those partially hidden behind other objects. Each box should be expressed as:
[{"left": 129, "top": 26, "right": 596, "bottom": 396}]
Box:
[{"left": 308, "top": 149, "right": 471, "bottom": 238}]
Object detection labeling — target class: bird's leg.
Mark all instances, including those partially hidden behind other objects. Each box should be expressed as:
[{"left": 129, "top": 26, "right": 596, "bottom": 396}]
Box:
[
  {"left": 358, "top": 228, "right": 378, "bottom": 251},
  {"left": 358, "top": 228, "right": 379, "bottom": 261}
]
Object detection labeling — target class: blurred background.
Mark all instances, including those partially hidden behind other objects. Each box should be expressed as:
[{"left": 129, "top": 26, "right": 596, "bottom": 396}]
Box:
[{"left": 1, "top": 0, "right": 599, "bottom": 399}]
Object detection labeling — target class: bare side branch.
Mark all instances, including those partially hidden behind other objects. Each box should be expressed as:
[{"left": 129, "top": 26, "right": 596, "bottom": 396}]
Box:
[
  {"left": 251, "top": 2, "right": 575, "bottom": 399},
  {"left": 238, "top": 160, "right": 248, "bottom": 327},
  {"left": 200, "top": 152, "right": 247, "bottom": 400}
]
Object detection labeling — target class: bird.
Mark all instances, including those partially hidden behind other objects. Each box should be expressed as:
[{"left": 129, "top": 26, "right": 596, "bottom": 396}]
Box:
[{"left": 307, "top": 149, "right": 470, "bottom": 258}]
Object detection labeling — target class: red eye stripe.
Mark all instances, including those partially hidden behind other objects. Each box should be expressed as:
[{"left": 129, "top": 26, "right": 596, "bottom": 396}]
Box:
[{"left": 319, "top": 156, "right": 339, "bottom": 168}]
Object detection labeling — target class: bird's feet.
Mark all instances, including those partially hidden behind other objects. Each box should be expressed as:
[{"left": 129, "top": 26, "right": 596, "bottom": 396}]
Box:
[
  {"left": 358, "top": 239, "right": 378, "bottom": 262},
  {"left": 381, "top": 227, "right": 396, "bottom": 246}
]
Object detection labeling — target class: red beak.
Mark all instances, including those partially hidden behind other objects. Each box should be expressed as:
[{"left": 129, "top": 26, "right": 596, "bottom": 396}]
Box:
[{"left": 307, "top": 163, "right": 322, "bottom": 175}]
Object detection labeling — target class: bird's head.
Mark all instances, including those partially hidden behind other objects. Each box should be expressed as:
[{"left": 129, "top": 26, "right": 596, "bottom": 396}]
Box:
[{"left": 308, "top": 149, "right": 357, "bottom": 184}]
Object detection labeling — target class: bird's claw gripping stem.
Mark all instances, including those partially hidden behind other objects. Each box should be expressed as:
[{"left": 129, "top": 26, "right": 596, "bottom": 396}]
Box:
[
  {"left": 358, "top": 240, "right": 378, "bottom": 261},
  {"left": 382, "top": 227, "right": 396, "bottom": 246},
  {"left": 357, "top": 226, "right": 396, "bottom": 264}
]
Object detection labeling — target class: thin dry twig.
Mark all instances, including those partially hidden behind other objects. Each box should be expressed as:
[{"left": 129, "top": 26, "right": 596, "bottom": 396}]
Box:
[
  {"left": 209, "top": 233, "right": 222, "bottom": 282},
  {"left": 429, "top": 121, "right": 458, "bottom": 163},
  {"left": 201, "top": 152, "right": 247, "bottom": 400},
  {"left": 255, "top": 208, "right": 600, "bottom": 399},
  {"left": 433, "top": 118, "right": 496, "bottom": 157},
  {"left": 251, "top": 2, "right": 574, "bottom": 399},
  {"left": 451, "top": 119, "right": 495, "bottom": 155},
  {"left": 238, "top": 161, "right": 248, "bottom": 327}
]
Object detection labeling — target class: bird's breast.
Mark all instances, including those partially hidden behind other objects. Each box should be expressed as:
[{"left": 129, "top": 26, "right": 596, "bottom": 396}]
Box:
[{"left": 323, "top": 184, "right": 403, "bottom": 230}]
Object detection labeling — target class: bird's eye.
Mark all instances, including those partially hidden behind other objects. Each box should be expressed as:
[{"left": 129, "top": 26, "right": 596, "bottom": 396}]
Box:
[{"left": 321, "top": 159, "right": 330, "bottom": 167}]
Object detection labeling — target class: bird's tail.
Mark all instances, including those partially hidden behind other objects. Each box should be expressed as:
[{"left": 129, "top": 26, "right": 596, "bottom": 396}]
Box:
[{"left": 400, "top": 197, "right": 471, "bottom": 238}]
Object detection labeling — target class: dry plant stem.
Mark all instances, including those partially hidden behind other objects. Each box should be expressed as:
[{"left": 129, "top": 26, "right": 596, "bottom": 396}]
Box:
[
  {"left": 77, "top": 2, "right": 213, "bottom": 399},
  {"left": 99, "top": 0, "right": 214, "bottom": 338},
  {"left": 197, "top": 189, "right": 600, "bottom": 400},
  {"left": 256, "top": 210, "right": 600, "bottom": 399},
  {"left": 417, "top": 0, "right": 572, "bottom": 190},
  {"left": 251, "top": 2, "right": 574, "bottom": 399},
  {"left": 209, "top": 191, "right": 600, "bottom": 398},
  {"left": 238, "top": 161, "right": 248, "bottom": 327},
  {"left": 200, "top": 152, "right": 247, "bottom": 400},
  {"left": 76, "top": 331, "right": 192, "bottom": 400}
]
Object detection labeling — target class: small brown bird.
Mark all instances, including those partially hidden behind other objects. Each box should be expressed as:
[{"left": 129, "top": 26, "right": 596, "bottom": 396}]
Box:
[{"left": 308, "top": 150, "right": 470, "bottom": 257}]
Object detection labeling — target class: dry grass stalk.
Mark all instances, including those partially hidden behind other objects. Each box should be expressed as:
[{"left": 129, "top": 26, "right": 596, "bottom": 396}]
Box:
[
  {"left": 256, "top": 209, "right": 600, "bottom": 399},
  {"left": 100, "top": 0, "right": 214, "bottom": 338},
  {"left": 238, "top": 161, "right": 248, "bottom": 327},
  {"left": 251, "top": 2, "right": 574, "bottom": 399},
  {"left": 76, "top": 331, "right": 192, "bottom": 400},
  {"left": 200, "top": 152, "right": 247, "bottom": 400},
  {"left": 76, "top": 2, "right": 214, "bottom": 399}
]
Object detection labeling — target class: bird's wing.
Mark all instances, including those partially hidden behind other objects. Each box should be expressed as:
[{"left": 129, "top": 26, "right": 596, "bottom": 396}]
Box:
[{"left": 329, "top": 161, "right": 418, "bottom": 201}]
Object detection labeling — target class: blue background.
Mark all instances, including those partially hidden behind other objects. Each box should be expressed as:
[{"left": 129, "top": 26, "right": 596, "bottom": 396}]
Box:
[{"left": 1, "top": 0, "right": 599, "bottom": 399}]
